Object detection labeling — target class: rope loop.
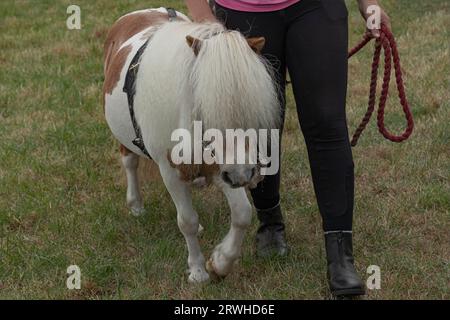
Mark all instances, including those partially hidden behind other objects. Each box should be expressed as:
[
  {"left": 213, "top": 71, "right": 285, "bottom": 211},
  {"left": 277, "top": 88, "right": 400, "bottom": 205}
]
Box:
[{"left": 349, "top": 24, "right": 414, "bottom": 146}]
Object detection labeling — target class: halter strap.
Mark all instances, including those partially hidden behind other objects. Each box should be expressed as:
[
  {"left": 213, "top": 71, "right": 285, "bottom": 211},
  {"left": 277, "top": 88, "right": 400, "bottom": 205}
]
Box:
[
  {"left": 122, "top": 8, "right": 178, "bottom": 158},
  {"left": 123, "top": 39, "right": 151, "bottom": 157}
]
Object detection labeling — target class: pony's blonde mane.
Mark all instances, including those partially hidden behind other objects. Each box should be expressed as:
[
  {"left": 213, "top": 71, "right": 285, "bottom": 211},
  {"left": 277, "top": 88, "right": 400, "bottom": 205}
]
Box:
[
  {"left": 136, "top": 21, "right": 280, "bottom": 144},
  {"left": 189, "top": 27, "right": 280, "bottom": 132}
]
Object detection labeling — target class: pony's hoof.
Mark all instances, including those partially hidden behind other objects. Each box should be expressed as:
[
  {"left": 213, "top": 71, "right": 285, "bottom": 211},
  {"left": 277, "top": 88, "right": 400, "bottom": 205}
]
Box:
[
  {"left": 130, "top": 207, "right": 146, "bottom": 217},
  {"left": 188, "top": 268, "right": 210, "bottom": 283},
  {"left": 206, "top": 259, "right": 227, "bottom": 282}
]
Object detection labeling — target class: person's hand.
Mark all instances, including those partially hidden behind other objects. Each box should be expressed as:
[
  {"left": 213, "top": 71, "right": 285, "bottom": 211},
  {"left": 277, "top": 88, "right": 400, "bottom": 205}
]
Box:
[
  {"left": 358, "top": 0, "right": 392, "bottom": 38},
  {"left": 185, "top": 0, "right": 218, "bottom": 23}
]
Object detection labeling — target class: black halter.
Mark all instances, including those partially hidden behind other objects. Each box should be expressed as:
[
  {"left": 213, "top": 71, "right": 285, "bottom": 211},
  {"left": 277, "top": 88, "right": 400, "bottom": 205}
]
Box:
[{"left": 122, "top": 8, "right": 178, "bottom": 158}]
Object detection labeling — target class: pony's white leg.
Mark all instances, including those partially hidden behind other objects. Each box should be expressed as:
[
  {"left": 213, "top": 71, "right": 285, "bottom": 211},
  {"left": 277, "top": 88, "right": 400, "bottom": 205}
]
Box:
[
  {"left": 121, "top": 146, "right": 146, "bottom": 216},
  {"left": 207, "top": 183, "right": 252, "bottom": 278},
  {"left": 159, "top": 162, "right": 209, "bottom": 283}
]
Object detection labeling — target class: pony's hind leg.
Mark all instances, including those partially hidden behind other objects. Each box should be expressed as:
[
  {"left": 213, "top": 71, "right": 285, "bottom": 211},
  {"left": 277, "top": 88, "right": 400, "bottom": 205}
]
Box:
[
  {"left": 158, "top": 162, "right": 209, "bottom": 283},
  {"left": 120, "top": 145, "right": 146, "bottom": 216},
  {"left": 207, "top": 181, "right": 252, "bottom": 279}
]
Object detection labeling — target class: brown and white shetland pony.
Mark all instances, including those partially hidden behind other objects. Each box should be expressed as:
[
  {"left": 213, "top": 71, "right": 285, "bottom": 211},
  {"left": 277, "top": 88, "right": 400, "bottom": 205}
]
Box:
[{"left": 103, "top": 8, "right": 280, "bottom": 282}]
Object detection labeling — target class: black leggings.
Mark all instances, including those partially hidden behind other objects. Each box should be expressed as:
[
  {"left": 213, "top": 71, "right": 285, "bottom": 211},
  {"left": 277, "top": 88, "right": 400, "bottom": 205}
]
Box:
[{"left": 215, "top": 0, "right": 354, "bottom": 231}]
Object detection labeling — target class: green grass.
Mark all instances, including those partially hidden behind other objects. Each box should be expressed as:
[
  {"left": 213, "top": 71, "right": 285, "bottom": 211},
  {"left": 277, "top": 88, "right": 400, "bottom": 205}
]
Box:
[{"left": 0, "top": 0, "right": 449, "bottom": 299}]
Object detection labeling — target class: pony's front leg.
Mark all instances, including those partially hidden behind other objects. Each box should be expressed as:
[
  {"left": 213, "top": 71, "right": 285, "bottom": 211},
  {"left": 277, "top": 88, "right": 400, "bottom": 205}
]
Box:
[
  {"left": 159, "top": 162, "right": 209, "bottom": 283},
  {"left": 207, "top": 183, "right": 252, "bottom": 279}
]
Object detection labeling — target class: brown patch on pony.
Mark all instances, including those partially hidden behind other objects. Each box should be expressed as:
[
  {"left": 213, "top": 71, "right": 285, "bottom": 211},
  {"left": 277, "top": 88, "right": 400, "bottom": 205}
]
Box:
[
  {"left": 103, "top": 11, "right": 168, "bottom": 70},
  {"left": 119, "top": 144, "right": 132, "bottom": 156},
  {"left": 166, "top": 150, "right": 220, "bottom": 184},
  {"left": 103, "top": 44, "right": 132, "bottom": 96},
  {"left": 102, "top": 11, "right": 178, "bottom": 107}
]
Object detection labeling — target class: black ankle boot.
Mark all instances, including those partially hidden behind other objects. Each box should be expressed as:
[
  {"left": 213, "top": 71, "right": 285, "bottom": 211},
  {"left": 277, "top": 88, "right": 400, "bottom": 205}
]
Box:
[
  {"left": 325, "top": 231, "right": 365, "bottom": 297},
  {"left": 255, "top": 204, "right": 288, "bottom": 257}
]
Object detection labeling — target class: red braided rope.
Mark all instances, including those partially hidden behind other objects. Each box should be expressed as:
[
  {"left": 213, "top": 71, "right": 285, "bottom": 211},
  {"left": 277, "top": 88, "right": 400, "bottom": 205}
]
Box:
[{"left": 348, "top": 24, "right": 414, "bottom": 147}]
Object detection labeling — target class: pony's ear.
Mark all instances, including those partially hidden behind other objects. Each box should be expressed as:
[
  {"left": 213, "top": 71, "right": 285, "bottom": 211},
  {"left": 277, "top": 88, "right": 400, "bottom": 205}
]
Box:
[
  {"left": 186, "top": 35, "right": 202, "bottom": 56},
  {"left": 247, "top": 37, "right": 265, "bottom": 54}
]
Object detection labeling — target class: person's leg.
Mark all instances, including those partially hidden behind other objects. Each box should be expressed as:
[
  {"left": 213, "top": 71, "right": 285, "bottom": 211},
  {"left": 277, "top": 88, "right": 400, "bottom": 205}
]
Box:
[
  {"left": 286, "top": 0, "right": 353, "bottom": 232},
  {"left": 214, "top": 4, "right": 288, "bottom": 256},
  {"left": 285, "top": 0, "right": 364, "bottom": 296}
]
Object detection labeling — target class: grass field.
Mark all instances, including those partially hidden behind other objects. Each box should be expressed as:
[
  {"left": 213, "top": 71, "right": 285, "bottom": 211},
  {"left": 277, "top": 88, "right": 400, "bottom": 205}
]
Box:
[{"left": 0, "top": 0, "right": 449, "bottom": 299}]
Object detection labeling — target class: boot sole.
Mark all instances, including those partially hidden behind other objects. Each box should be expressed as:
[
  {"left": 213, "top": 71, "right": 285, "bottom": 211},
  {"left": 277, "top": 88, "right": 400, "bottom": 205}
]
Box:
[{"left": 332, "top": 287, "right": 366, "bottom": 297}]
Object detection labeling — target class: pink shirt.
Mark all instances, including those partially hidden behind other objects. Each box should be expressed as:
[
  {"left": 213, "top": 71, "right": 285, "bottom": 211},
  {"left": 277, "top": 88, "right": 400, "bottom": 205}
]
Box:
[{"left": 215, "top": 0, "right": 301, "bottom": 12}]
